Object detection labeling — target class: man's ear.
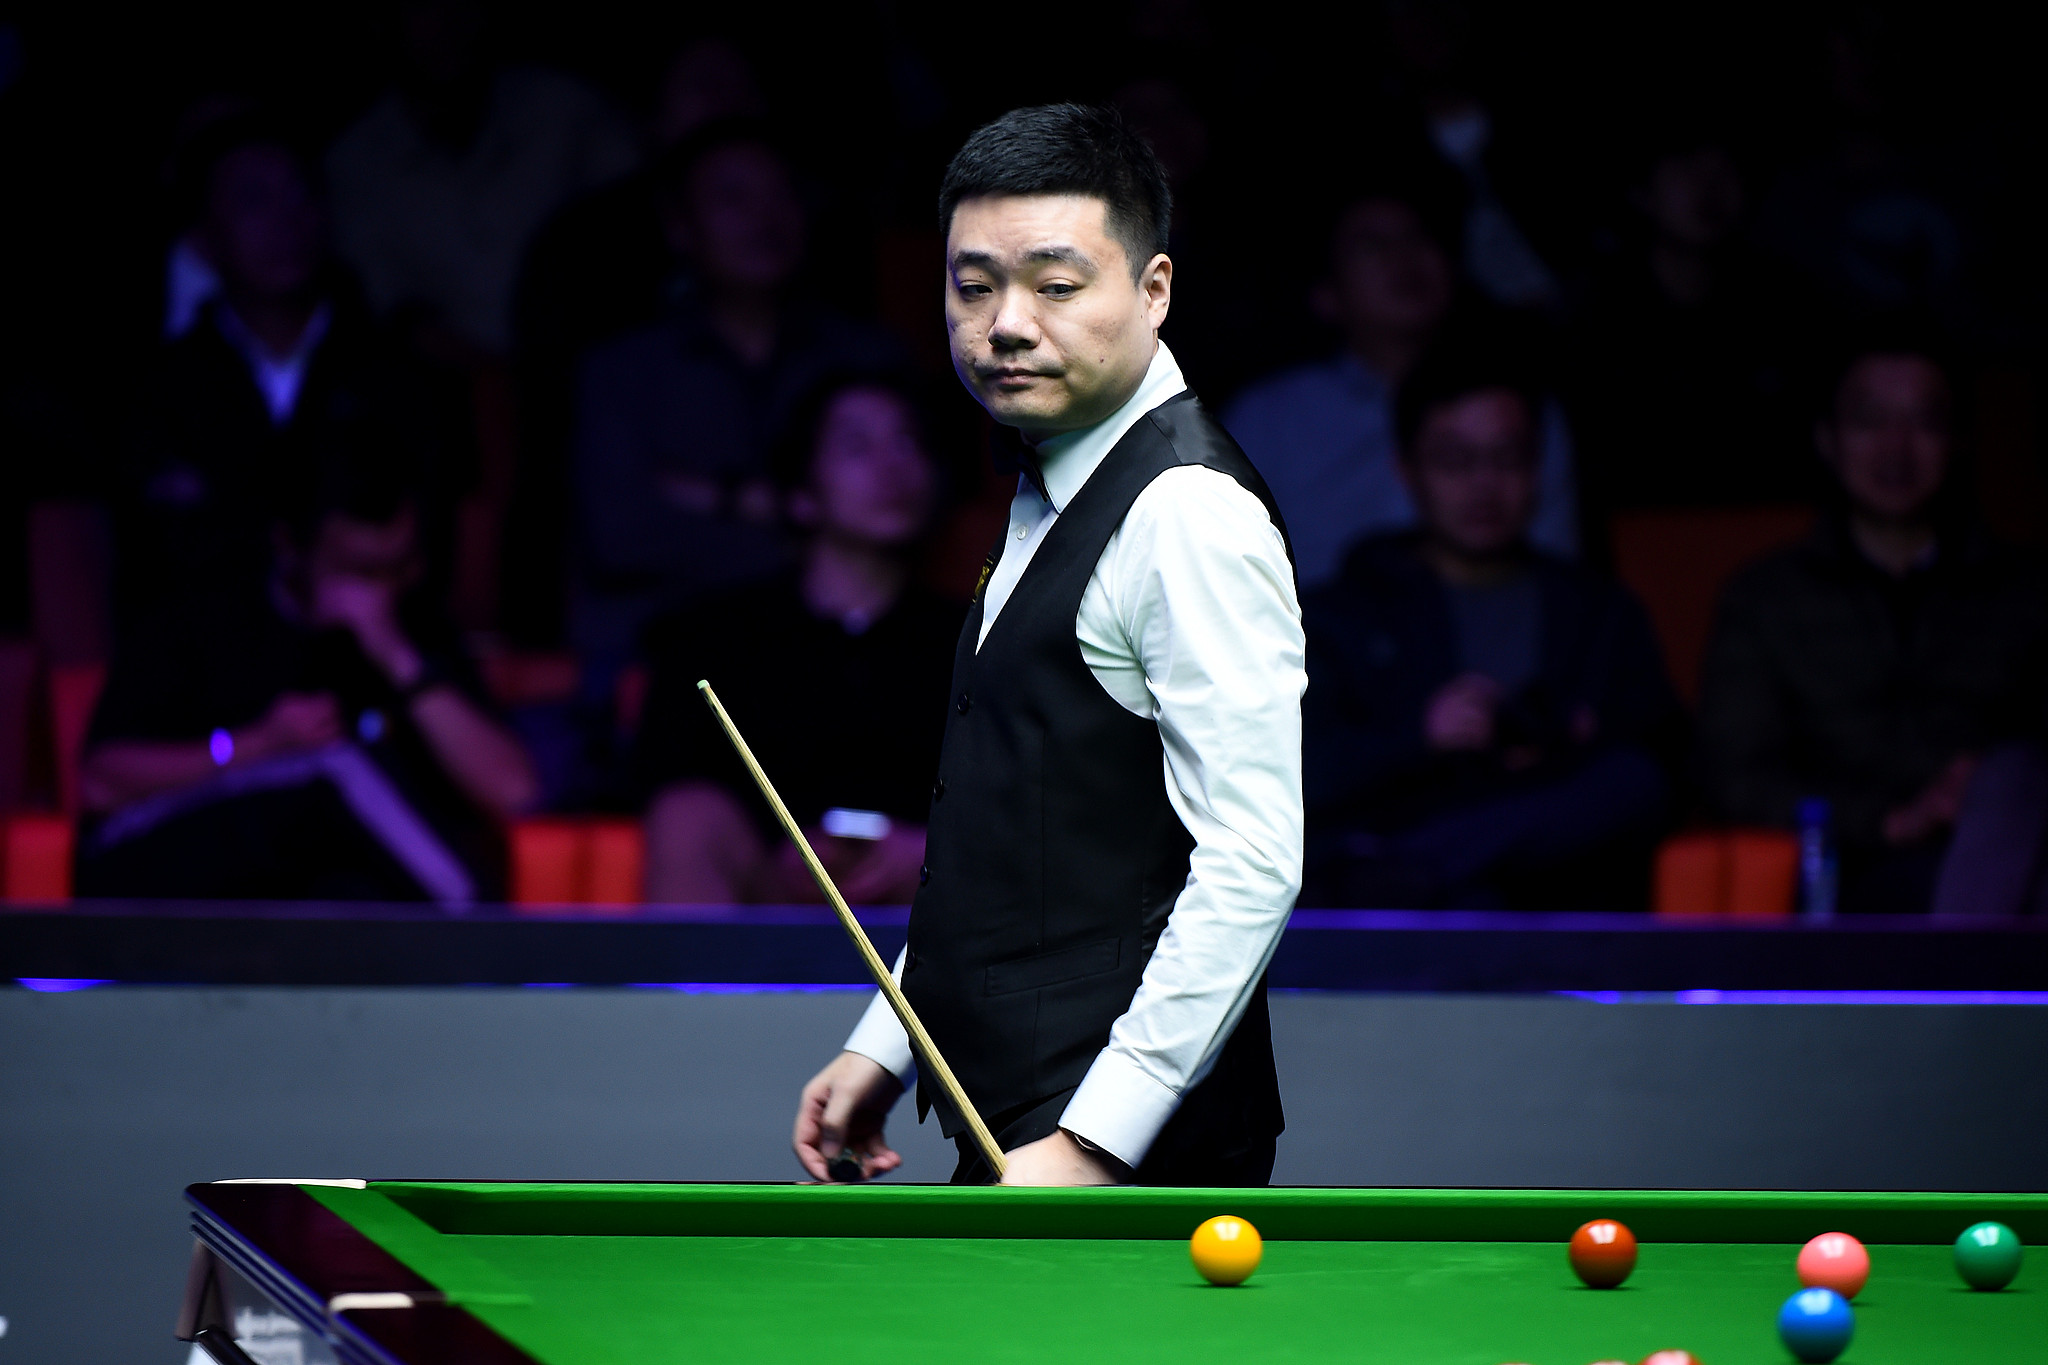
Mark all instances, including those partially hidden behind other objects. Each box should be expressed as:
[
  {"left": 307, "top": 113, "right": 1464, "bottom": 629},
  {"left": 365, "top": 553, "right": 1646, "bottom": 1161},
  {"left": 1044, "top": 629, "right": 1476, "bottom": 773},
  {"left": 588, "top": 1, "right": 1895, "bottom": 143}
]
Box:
[{"left": 1141, "top": 253, "right": 1172, "bottom": 327}]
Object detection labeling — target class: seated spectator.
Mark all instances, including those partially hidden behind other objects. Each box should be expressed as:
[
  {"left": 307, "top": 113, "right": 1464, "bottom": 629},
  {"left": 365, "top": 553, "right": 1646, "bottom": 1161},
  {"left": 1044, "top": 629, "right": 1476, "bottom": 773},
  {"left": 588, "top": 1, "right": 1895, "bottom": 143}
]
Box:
[
  {"left": 1569, "top": 127, "right": 1820, "bottom": 512},
  {"left": 636, "top": 374, "right": 962, "bottom": 904},
  {"left": 324, "top": 0, "right": 637, "bottom": 360},
  {"left": 1225, "top": 185, "right": 1578, "bottom": 590},
  {"left": 1699, "top": 338, "right": 2048, "bottom": 913},
  {"left": 506, "top": 38, "right": 768, "bottom": 646},
  {"left": 75, "top": 452, "right": 537, "bottom": 903},
  {"left": 121, "top": 113, "right": 463, "bottom": 619},
  {"left": 571, "top": 121, "right": 905, "bottom": 688},
  {"left": 1301, "top": 342, "right": 1679, "bottom": 910}
]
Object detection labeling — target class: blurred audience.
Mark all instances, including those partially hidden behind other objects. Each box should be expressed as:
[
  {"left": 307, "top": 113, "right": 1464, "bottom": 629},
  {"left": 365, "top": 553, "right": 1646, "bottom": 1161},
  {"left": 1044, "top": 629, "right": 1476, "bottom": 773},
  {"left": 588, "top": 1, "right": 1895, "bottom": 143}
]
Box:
[
  {"left": 569, "top": 121, "right": 905, "bottom": 689},
  {"left": 636, "top": 374, "right": 960, "bottom": 903},
  {"left": 78, "top": 451, "right": 537, "bottom": 902},
  {"left": 1698, "top": 338, "right": 2048, "bottom": 913},
  {"left": 4, "top": 3, "right": 2046, "bottom": 917},
  {"left": 1226, "top": 186, "right": 1578, "bottom": 589},
  {"left": 1301, "top": 341, "right": 1679, "bottom": 909},
  {"left": 1569, "top": 128, "right": 1821, "bottom": 512},
  {"left": 325, "top": 0, "right": 638, "bottom": 360},
  {"left": 1112, "top": 78, "right": 1259, "bottom": 402},
  {"left": 1751, "top": 16, "right": 1976, "bottom": 336},
  {"left": 118, "top": 115, "right": 463, "bottom": 620},
  {"left": 1381, "top": 0, "right": 1573, "bottom": 313},
  {"left": 505, "top": 38, "right": 768, "bottom": 647}
]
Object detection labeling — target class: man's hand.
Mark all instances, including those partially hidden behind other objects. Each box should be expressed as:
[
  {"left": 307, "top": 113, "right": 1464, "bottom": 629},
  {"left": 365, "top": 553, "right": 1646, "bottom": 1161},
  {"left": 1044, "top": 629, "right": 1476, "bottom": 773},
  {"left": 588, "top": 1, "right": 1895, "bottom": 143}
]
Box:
[
  {"left": 793, "top": 1051, "right": 905, "bottom": 1183},
  {"left": 309, "top": 572, "right": 424, "bottom": 688},
  {"left": 1883, "top": 754, "right": 1980, "bottom": 845},
  {"left": 238, "top": 692, "right": 344, "bottom": 763},
  {"left": 998, "top": 1129, "right": 1120, "bottom": 1186},
  {"left": 1424, "top": 673, "right": 1501, "bottom": 752}
]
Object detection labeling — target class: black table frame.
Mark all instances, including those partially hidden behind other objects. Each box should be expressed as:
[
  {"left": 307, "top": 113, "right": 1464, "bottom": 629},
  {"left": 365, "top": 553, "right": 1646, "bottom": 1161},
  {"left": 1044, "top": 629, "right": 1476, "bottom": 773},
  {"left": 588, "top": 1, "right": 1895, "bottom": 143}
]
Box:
[{"left": 181, "top": 1183, "right": 534, "bottom": 1365}]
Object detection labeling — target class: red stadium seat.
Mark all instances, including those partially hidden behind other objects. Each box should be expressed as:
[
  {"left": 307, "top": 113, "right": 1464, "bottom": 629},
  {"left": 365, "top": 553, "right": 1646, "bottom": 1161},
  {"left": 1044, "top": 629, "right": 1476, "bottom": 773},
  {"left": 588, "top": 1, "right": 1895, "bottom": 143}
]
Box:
[
  {"left": 583, "top": 819, "right": 645, "bottom": 908},
  {"left": 2, "top": 812, "right": 74, "bottom": 904},
  {"left": 1653, "top": 827, "right": 1798, "bottom": 918},
  {"left": 1610, "top": 506, "right": 1813, "bottom": 705},
  {"left": 508, "top": 817, "right": 646, "bottom": 909}
]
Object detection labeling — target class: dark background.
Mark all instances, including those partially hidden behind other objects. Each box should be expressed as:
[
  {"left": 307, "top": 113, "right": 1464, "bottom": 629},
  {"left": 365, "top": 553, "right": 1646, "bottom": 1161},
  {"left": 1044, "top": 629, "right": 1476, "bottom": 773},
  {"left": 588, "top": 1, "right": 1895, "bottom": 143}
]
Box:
[{"left": 3, "top": 0, "right": 2044, "bottom": 389}]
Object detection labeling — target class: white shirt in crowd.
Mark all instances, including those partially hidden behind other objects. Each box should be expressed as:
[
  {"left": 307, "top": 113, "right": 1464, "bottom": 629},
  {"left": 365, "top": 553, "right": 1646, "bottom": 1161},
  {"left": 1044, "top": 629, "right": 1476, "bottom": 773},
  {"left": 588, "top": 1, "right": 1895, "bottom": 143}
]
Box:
[{"left": 843, "top": 342, "right": 1306, "bottom": 1168}]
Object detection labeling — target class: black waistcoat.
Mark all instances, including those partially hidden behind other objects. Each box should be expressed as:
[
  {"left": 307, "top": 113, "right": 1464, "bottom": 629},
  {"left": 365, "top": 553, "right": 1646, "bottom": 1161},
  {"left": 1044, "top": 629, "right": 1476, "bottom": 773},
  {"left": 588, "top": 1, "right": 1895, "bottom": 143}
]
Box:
[{"left": 904, "top": 393, "right": 1292, "bottom": 1155}]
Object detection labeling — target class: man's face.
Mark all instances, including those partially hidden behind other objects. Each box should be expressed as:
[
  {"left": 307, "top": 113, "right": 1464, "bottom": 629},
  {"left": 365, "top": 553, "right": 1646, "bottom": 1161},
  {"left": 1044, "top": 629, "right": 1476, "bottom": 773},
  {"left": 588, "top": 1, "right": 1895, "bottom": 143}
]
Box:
[
  {"left": 668, "top": 143, "right": 805, "bottom": 293},
  {"left": 945, "top": 194, "right": 1170, "bottom": 438},
  {"left": 798, "top": 388, "right": 936, "bottom": 547},
  {"left": 311, "top": 511, "right": 419, "bottom": 588},
  {"left": 1640, "top": 146, "right": 1744, "bottom": 250},
  {"left": 1821, "top": 354, "right": 1951, "bottom": 523},
  {"left": 1401, "top": 389, "right": 1539, "bottom": 558},
  {"left": 1320, "top": 199, "right": 1452, "bottom": 341},
  {"left": 202, "top": 145, "right": 323, "bottom": 302}
]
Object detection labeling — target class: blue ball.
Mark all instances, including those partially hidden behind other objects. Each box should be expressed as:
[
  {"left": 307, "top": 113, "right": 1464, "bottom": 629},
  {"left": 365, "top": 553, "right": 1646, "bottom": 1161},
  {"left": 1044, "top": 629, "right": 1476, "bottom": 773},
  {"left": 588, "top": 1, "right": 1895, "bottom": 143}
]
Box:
[{"left": 1778, "top": 1287, "right": 1855, "bottom": 1363}]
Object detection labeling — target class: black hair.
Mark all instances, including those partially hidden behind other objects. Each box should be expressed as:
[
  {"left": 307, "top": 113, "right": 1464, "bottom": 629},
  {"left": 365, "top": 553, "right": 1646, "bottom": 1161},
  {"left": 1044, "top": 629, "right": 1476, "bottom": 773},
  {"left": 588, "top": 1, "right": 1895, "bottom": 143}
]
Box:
[
  {"left": 1393, "top": 333, "right": 1544, "bottom": 457},
  {"left": 1814, "top": 315, "right": 1956, "bottom": 425},
  {"left": 169, "top": 108, "right": 319, "bottom": 230},
  {"left": 937, "top": 103, "right": 1172, "bottom": 278},
  {"left": 769, "top": 370, "right": 937, "bottom": 493},
  {"left": 280, "top": 429, "right": 418, "bottom": 547},
  {"left": 653, "top": 115, "right": 789, "bottom": 204},
  {"left": 1320, "top": 156, "right": 1466, "bottom": 272}
]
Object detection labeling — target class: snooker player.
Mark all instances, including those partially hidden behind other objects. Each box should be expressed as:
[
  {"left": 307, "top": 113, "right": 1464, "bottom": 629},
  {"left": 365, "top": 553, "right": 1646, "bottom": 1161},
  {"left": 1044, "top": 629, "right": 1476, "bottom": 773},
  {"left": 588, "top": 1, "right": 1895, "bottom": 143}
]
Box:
[{"left": 791, "top": 104, "right": 1305, "bottom": 1187}]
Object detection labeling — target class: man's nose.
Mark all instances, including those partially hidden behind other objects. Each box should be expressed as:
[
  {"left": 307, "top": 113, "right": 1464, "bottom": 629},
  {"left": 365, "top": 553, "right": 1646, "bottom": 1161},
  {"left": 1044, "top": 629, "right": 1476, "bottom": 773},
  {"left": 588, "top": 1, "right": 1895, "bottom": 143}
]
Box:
[{"left": 987, "top": 288, "right": 1041, "bottom": 350}]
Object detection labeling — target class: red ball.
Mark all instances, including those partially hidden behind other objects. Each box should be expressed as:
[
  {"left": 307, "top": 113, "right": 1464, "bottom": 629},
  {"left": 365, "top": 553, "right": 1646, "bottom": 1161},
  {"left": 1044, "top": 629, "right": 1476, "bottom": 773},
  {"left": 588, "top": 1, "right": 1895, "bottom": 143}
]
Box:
[
  {"left": 1569, "top": 1218, "right": 1639, "bottom": 1288},
  {"left": 1797, "top": 1232, "right": 1870, "bottom": 1299}
]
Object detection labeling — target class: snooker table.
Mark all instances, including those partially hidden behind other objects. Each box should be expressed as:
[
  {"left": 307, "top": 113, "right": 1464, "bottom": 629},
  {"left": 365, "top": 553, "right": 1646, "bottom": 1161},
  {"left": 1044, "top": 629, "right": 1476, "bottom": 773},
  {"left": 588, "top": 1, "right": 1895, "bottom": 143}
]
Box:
[{"left": 179, "top": 1180, "right": 2047, "bottom": 1365}]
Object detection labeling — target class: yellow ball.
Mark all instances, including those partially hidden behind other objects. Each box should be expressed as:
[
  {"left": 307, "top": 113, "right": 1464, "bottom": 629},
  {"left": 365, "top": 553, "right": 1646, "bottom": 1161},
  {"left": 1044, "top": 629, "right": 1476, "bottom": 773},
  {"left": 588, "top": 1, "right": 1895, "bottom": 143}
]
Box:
[{"left": 1190, "top": 1214, "right": 1263, "bottom": 1286}]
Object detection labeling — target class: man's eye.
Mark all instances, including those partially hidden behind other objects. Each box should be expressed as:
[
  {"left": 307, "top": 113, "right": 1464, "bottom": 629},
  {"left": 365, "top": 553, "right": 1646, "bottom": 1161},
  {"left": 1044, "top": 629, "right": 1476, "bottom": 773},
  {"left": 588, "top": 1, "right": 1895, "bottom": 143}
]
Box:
[
  {"left": 957, "top": 281, "right": 992, "bottom": 298},
  {"left": 1042, "top": 283, "right": 1077, "bottom": 298}
]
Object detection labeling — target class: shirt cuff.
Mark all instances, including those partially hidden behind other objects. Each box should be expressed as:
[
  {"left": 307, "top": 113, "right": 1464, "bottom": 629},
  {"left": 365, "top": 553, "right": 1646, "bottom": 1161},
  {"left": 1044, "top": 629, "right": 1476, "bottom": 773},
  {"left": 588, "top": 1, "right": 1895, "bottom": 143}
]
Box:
[
  {"left": 842, "top": 954, "right": 917, "bottom": 1085},
  {"left": 1058, "top": 1048, "right": 1182, "bottom": 1170}
]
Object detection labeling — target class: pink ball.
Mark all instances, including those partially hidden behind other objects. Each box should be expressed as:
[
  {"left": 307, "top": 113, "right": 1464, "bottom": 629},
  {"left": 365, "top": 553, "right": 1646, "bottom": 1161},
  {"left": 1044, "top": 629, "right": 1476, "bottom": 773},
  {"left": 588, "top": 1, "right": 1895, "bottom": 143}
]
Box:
[{"left": 1797, "top": 1232, "right": 1871, "bottom": 1299}]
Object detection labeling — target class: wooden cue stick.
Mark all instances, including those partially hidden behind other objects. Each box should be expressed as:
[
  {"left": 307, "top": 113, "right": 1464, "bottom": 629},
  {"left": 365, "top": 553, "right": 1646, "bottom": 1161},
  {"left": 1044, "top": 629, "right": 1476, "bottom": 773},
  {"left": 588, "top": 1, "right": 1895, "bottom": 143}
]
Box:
[{"left": 696, "top": 680, "right": 1009, "bottom": 1180}]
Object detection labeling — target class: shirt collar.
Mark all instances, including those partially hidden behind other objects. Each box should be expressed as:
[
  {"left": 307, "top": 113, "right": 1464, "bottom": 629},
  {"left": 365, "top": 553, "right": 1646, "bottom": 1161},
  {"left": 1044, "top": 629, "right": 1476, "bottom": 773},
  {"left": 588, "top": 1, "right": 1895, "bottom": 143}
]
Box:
[{"left": 1028, "top": 342, "right": 1187, "bottom": 512}]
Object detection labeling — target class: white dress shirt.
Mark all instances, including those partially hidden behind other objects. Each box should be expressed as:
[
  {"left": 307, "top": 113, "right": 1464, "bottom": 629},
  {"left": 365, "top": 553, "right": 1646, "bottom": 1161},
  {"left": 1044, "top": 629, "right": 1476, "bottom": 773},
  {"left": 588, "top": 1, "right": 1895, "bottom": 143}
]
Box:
[{"left": 844, "top": 342, "right": 1306, "bottom": 1168}]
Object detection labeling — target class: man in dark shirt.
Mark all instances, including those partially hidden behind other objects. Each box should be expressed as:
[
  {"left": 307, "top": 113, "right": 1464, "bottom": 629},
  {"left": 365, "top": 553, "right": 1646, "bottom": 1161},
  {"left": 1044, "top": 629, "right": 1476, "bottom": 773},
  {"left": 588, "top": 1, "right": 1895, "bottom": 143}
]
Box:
[
  {"left": 77, "top": 457, "right": 536, "bottom": 902},
  {"left": 1699, "top": 341, "right": 2048, "bottom": 913},
  {"left": 570, "top": 124, "right": 906, "bottom": 689},
  {"left": 1302, "top": 341, "right": 1680, "bottom": 909},
  {"left": 636, "top": 374, "right": 960, "bottom": 904},
  {"left": 121, "top": 114, "right": 462, "bottom": 621}
]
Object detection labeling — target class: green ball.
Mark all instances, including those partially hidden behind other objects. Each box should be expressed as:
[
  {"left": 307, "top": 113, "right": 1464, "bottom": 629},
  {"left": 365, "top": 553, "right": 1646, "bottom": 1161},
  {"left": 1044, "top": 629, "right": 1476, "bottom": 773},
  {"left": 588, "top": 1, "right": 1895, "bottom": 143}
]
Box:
[{"left": 1954, "top": 1221, "right": 2023, "bottom": 1291}]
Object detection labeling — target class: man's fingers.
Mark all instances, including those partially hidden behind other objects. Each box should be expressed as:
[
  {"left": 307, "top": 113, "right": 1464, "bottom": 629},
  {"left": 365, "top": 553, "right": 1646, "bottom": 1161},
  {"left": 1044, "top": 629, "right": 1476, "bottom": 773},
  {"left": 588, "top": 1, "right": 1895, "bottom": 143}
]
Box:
[
  {"left": 860, "top": 1133, "right": 903, "bottom": 1174},
  {"left": 816, "top": 1083, "right": 863, "bottom": 1158}
]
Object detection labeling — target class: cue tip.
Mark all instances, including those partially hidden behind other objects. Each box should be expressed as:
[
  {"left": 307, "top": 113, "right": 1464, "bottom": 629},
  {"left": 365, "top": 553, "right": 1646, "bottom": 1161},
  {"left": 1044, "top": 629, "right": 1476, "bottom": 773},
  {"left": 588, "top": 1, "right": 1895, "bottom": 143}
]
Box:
[{"left": 696, "top": 679, "right": 711, "bottom": 690}]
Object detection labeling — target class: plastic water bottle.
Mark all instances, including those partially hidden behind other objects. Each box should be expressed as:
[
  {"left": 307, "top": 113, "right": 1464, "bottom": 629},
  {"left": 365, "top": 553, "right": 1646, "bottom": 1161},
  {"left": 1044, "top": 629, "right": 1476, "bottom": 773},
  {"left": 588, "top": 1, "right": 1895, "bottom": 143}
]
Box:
[{"left": 1797, "top": 797, "right": 1837, "bottom": 920}]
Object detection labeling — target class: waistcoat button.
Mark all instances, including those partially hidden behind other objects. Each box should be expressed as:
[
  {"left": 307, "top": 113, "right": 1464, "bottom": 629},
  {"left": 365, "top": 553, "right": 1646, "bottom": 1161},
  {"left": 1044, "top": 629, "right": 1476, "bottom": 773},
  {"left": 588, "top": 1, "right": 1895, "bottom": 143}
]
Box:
[
  {"left": 932, "top": 778, "right": 946, "bottom": 801},
  {"left": 919, "top": 864, "right": 930, "bottom": 886},
  {"left": 956, "top": 692, "right": 971, "bottom": 714}
]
